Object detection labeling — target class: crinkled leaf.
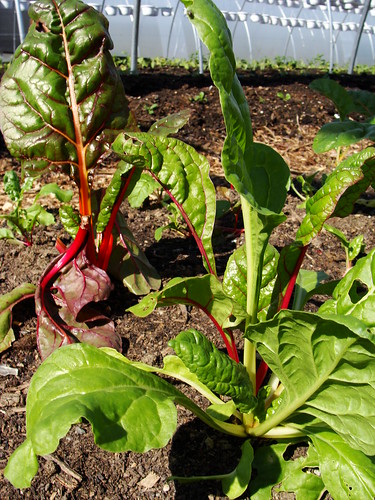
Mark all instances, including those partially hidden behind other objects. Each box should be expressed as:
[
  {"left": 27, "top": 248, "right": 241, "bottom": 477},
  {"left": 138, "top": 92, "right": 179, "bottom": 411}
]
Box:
[
  {"left": 112, "top": 132, "right": 216, "bottom": 274},
  {"left": 249, "top": 443, "right": 324, "bottom": 500},
  {"left": 108, "top": 213, "right": 160, "bottom": 295},
  {"left": 245, "top": 310, "right": 375, "bottom": 456},
  {"left": 59, "top": 205, "right": 80, "bottom": 238},
  {"left": 0, "top": 283, "right": 36, "bottom": 353},
  {"left": 127, "top": 172, "right": 159, "bottom": 208},
  {"left": 169, "top": 329, "right": 256, "bottom": 413},
  {"left": 0, "top": 0, "right": 129, "bottom": 179},
  {"left": 310, "top": 430, "right": 375, "bottom": 499},
  {"left": 223, "top": 243, "right": 279, "bottom": 320},
  {"left": 319, "top": 248, "right": 375, "bottom": 324},
  {"left": 35, "top": 183, "right": 73, "bottom": 203},
  {"left": 309, "top": 78, "right": 354, "bottom": 120},
  {"left": 36, "top": 247, "right": 120, "bottom": 359},
  {"left": 296, "top": 147, "right": 375, "bottom": 245},
  {"left": 148, "top": 109, "right": 191, "bottom": 136},
  {"left": 3, "top": 170, "right": 21, "bottom": 202},
  {"left": 313, "top": 121, "right": 375, "bottom": 153},
  {"left": 129, "top": 274, "right": 247, "bottom": 330}
]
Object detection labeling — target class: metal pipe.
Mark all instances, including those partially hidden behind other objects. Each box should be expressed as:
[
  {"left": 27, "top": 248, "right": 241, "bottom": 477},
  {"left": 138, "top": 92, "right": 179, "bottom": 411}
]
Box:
[
  {"left": 14, "top": 0, "right": 25, "bottom": 43},
  {"left": 131, "top": 0, "right": 142, "bottom": 74},
  {"left": 348, "top": 0, "right": 371, "bottom": 74}
]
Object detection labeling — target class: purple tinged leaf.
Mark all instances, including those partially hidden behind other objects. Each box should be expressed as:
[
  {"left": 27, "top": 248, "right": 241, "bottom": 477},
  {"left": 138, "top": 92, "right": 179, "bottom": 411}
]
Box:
[{"left": 36, "top": 247, "right": 120, "bottom": 359}]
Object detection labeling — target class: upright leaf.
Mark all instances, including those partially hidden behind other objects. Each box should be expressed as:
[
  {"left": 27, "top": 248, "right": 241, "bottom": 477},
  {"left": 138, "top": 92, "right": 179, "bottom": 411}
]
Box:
[
  {"left": 309, "top": 78, "right": 354, "bottom": 120},
  {"left": 0, "top": 0, "right": 129, "bottom": 192}
]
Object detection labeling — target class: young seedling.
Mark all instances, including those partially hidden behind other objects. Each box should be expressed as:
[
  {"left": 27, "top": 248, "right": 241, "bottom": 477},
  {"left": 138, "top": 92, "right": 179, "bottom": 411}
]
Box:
[{"left": 0, "top": 171, "right": 73, "bottom": 246}]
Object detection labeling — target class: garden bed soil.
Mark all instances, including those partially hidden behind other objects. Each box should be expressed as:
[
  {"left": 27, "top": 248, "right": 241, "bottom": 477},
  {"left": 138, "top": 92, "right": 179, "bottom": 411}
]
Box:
[{"left": 1, "top": 66, "right": 375, "bottom": 499}]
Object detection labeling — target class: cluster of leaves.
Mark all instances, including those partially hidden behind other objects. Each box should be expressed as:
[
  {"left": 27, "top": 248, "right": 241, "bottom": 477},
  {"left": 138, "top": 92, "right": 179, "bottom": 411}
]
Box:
[{"left": 1, "top": 0, "right": 375, "bottom": 498}]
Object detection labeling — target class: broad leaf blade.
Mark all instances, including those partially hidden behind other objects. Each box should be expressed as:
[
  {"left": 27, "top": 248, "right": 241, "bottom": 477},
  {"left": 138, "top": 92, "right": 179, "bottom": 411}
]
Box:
[
  {"left": 148, "top": 109, "right": 191, "bottom": 136},
  {"left": 0, "top": 0, "right": 129, "bottom": 178},
  {"left": 127, "top": 172, "right": 159, "bottom": 208},
  {"left": 222, "top": 440, "right": 253, "bottom": 499},
  {"left": 246, "top": 310, "right": 375, "bottom": 455},
  {"left": 169, "top": 329, "right": 256, "bottom": 413},
  {"left": 112, "top": 132, "right": 217, "bottom": 273},
  {"left": 311, "top": 430, "right": 375, "bottom": 499},
  {"left": 309, "top": 78, "right": 354, "bottom": 120},
  {"left": 35, "top": 183, "right": 73, "bottom": 203},
  {"left": 313, "top": 121, "right": 375, "bottom": 153},
  {"left": 296, "top": 147, "right": 375, "bottom": 245}
]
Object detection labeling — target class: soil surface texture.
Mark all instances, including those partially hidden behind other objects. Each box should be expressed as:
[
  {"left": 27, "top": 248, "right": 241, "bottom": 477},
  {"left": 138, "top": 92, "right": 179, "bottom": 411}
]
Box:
[{"left": 1, "top": 66, "right": 375, "bottom": 499}]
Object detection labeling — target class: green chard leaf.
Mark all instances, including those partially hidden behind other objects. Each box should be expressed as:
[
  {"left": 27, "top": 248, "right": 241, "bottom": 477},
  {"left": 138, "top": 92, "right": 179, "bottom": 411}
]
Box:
[
  {"left": 112, "top": 132, "right": 216, "bottom": 274},
  {"left": 169, "top": 329, "right": 256, "bottom": 413},
  {"left": 0, "top": 283, "right": 36, "bottom": 353},
  {"left": 311, "top": 430, "right": 375, "bottom": 499},
  {"left": 313, "top": 121, "right": 375, "bottom": 153},
  {"left": 249, "top": 443, "right": 324, "bottom": 500},
  {"left": 148, "top": 109, "right": 191, "bottom": 136},
  {"left": 0, "top": 0, "right": 129, "bottom": 179},
  {"left": 296, "top": 147, "right": 375, "bottom": 246},
  {"left": 3, "top": 170, "right": 21, "bottom": 202},
  {"left": 35, "top": 183, "right": 73, "bottom": 203},
  {"left": 127, "top": 172, "right": 159, "bottom": 208},
  {"left": 319, "top": 248, "right": 375, "bottom": 324},
  {"left": 309, "top": 78, "right": 354, "bottom": 120},
  {"left": 245, "top": 310, "right": 375, "bottom": 456}
]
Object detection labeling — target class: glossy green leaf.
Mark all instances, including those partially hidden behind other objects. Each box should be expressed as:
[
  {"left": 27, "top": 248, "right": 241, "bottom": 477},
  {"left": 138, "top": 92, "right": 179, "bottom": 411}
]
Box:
[
  {"left": 245, "top": 310, "right": 375, "bottom": 456},
  {"left": 319, "top": 248, "right": 375, "bottom": 325},
  {"left": 0, "top": 0, "right": 129, "bottom": 179},
  {"left": 311, "top": 430, "right": 375, "bottom": 499},
  {"left": 108, "top": 213, "right": 161, "bottom": 294},
  {"left": 0, "top": 283, "right": 36, "bottom": 353},
  {"left": 112, "top": 132, "right": 216, "bottom": 273},
  {"left": 296, "top": 147, "right": 375, "bottom": 245},
  {"left": 313, "top": 121, "right": 375, "bottom": 153},
  {"left": 129, "top": 274, "right": 247, "bottom": 329},
  {"left": 249, "top": 443, "right": 324, "bottom": 500},
  {"left": 222, "top": 440, "right": 253, "bottom": 498},
  {"left": 223, "top": 243, "right": 279, "bottom": 320},
  {"left": 148, "top": 109, "right": 191, "bottom": 136},
  {"left": 293, "top": 269, "right": 329, "bottom": 311},
  {"left": 309, "top": 78, "right": 354, "bottom": 120},
  {"left": 59, "top": 205, "right": 80, "bottom": 238},
  {"left": 169, "top": 329, "right": 256, "bottom": 413},
  {"left": 127, "top": 172, "right": 159, "bottom": 208}
]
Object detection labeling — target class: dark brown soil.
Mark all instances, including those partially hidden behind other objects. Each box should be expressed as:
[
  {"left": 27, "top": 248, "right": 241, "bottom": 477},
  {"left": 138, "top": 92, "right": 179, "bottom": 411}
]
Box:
[{"left": 1, "top": 66, "right": 375, "bottom": 499}]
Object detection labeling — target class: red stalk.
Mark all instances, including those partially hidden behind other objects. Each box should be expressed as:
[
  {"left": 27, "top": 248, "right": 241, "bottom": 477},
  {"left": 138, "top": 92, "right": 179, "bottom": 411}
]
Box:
[{"left": 255, "top": 245, "right": 308, "bottom": 393}]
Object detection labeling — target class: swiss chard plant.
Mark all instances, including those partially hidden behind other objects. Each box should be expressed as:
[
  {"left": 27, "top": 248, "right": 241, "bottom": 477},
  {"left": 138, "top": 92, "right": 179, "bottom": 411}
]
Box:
[{"left": 2, "top": 0, "right": 375, "bottom": 498}]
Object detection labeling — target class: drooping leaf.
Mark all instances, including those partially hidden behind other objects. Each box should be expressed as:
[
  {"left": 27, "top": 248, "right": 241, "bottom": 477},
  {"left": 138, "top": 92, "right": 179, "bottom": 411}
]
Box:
[
  {"left": 223, "top": 243, "right": 279, "bottom": 320},
  {"left": 296, "top": 147, "right": 375, "bottom": 245},
  {"left": 148, "top": 109, "right": 191, "bottom": 136},
  {"left": 108, "top": 213, "right": 161, "bottom": 295},
  {"left": 309, "top": 78, "right": 354, "bottom": 120},
  {"left": 0, "top": 283, "right": 36, "bottom": 353},
  {"left": 313, "top": 121, "right": 375, "bottom": 153},
  {"left": 129, "top": 274, "right": 247, "bottom": 330},
  {"left": 4, "top": 342, "right": 238, "bottom": 489},
  {"left": 112, "top": 132, "right": 217, "bottom": 274},
  {"left": 0, "top": 0, "right": 129, "bottom": 180},
  {"left": 293, "top": 269, "right": 329, "bottom": 311},
  {"left": 318, "top": 248, "right": 375, "bottom": 324},
  {"left": 35, "top": 183, "right": 74, "bottom": 203},
  {"left": 245, "top": 310, "right": 375, "bottom": 456},
  {"left": 169, "top": 329, "right": 256, "bottom": 413},
  {"left": 221, "top": 440, "right": 254, "bottom": 499},
  {"left": 348, "top": 88, "right": 375, "bottom": 117},
  {"left": 311, "top": 430, "right": 375, "bottom": 499},
  {"left": 35, "top": 247, "right": 120, "bottom": 359},
  {"left": 249, "top": 442, "right": 324, "bottom": 500}
]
